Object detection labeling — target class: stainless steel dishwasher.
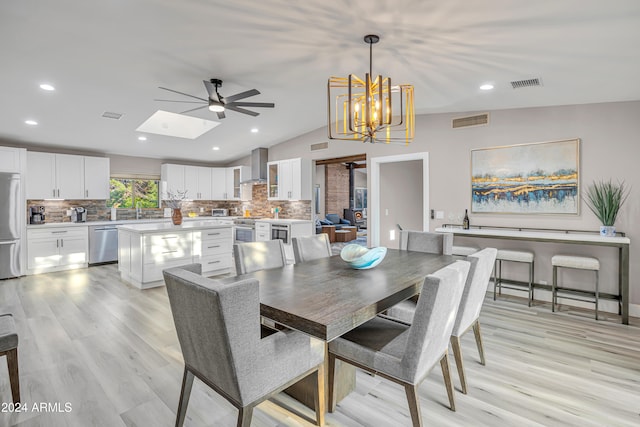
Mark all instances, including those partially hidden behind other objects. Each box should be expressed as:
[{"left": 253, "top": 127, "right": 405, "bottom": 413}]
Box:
[{"left": 89, "top": 225, "right": 119, "bottom": 264}]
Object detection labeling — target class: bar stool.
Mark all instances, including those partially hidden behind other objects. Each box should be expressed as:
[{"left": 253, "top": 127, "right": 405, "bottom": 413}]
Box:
[
  {"left": 452, "top": 246, "right": 479, "bottom": 256},
  {"left": 493, "top": 249, "right": 535, "bottom": 306},
  {"left": 551, "top": 255, "right": 600, "bottom": 320},
  {"left": 0, "top": 314, "right": 20, "bottom": 403}
]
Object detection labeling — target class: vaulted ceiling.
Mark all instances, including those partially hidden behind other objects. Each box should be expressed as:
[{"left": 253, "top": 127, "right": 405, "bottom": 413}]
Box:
[{"left": 2, "top": 0, "right": 639, "bottom": 163}]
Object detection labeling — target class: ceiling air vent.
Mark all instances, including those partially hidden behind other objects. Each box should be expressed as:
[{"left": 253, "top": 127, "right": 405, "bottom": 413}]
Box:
[
  {"left": 452, "top": 113, "right": 489, "bottom": 129},
  {"left": 311, "top": 142, "right": 329, "bottom": 151},
  {"left": 511, "top": 78, "right": 541, "bottom": 89},
  {"left": 102, "top": 111, "right": 123, "bottom": 120}
]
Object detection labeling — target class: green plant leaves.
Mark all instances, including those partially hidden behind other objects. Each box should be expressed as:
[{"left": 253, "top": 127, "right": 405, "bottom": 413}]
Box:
[{"left": 584, "top": 180, "right": 630, "bottom": 226}]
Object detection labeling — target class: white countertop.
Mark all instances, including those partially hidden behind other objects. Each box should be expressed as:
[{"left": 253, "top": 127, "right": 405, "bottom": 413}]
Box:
[
  {"left": 26, "top": 216, "right": 230, "bottom": 229},
  {"left": 435, "top": 226, "right": 631, "bottom": 244},
  {"left": 118, "top": 221, "right": 233, "bottom": 233},
  {"left": 255, "top": 218, "right": 313, "bottom": 224}
]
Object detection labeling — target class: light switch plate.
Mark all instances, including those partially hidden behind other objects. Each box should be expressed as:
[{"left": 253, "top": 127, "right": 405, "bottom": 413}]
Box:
[{"left": 436, "top": 210, "right": 444, "bottom": 219}]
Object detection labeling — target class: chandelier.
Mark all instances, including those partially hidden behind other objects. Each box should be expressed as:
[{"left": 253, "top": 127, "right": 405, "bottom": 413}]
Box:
[{"left": 328, "top": 35, "right": 414, "bottom": 144}]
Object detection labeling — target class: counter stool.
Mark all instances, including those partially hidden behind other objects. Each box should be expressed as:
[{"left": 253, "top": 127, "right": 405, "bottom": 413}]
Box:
[
  {"left": 452, "top": 246, "right": 479, "bottom": 256},
  {"left": 0, "top": 314, "right": 20, "bottom": 403},
  {"left": 551, "top": 255, "right": 600, "bottom": 320},
  {"left": 493, "top": 249, "right": 535, "bottom": 306}
]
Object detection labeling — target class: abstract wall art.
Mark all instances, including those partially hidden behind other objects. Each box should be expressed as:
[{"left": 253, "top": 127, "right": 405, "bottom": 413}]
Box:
[{"left": 471, "top": 139, "right": 580, "bottom": 214}]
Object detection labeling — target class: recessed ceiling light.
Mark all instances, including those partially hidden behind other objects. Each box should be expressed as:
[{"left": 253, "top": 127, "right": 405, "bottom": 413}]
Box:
[
  {"left": 212, "top": 146, "right": 220, "bottom": 151},
  {"left": 39, "top": 83, "right": 55, "bottom": 91},
  {"left": 138, "top": 136, "right": 147, "bottom": 141},
  {"left": 25, "top": 120, "right": 38, "bottom": 126},
  {"left": 480, "top": 84, "right": 494, "bottom": 91},
  {"left": 251, "top": 128, "right": 259, "bottom": 133}
]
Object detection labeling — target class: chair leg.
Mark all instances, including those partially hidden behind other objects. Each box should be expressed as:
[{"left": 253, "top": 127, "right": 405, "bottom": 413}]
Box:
[
  {"left": 175, "top": 368, "right": 194, "bottom": 427},
  {"left": 314, "top": 363, "right": 325, "bottom": 426},
  {"left": 528, "top": 261, "right": 534, "bottom": 307},
  {"left": 327, "top": 353, "right": 337, "bottom": 413},
  {"left": 552, "top": 266, "right": 557, "bottom": 312},
  {"left": 7, "top": 348, "right": 20, "bottom": 404},
  {"left": 440, "top": 352, "right": 456, "bottom": 411},
  {"left": 595, "top": 270, "right": 599, "bottom": 321},
  {"left": 472, "top": 320, "right": 486, "bottom": 366},
  {"left": 450, "top": 336, "right": 467, "bottom": 394},
  {"left": 493, "top": 260, "right": 498, "bottom": 301},
  {"left": 237, "top": 405, "right": 254, "bottom": 427},
  {"left": 404, "top": 384, "right": 423, "bottom": 427}
]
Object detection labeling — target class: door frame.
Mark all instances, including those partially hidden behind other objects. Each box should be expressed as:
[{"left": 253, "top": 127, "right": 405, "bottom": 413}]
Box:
[{"left": 369, "top": 152, "right": 429, "bottom": 247}]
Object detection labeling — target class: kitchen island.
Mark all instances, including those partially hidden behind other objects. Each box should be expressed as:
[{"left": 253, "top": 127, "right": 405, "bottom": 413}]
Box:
[{"left": 118, "top": 221, "right": 233, "bottom": 289}]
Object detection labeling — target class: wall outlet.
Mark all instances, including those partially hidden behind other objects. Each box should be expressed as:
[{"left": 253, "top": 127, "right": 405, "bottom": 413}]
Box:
[
  {"left": 66, "top": 209, "right": 72, "bottom": 216},
  {"left": 436, "top": 210, "right": 444, "bottom": 219},
  {"left": 389, "top": 230, "right": 396, "bottom": 241}
]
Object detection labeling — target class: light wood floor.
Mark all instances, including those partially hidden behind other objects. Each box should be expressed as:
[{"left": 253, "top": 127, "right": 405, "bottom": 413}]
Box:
[{"left": 0, "top": 264, "right": 639, "bottom": 426}]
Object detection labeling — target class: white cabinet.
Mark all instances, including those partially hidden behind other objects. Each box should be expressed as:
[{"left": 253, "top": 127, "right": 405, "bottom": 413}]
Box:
[
  {"left": 27, "top": 226, "right": 88, "bottom": 274},
  {"left": 184, "top": 166, "right": 212, "bottom": 200},
  {"left": 211, "top": 167, "right": 227, "bottom": 200},
  {"left": 193, "top": 227, "right": 233, "bottom": 273},
  {"left": 267, "top": 158, "right": 311, "bottom": 200},
  {"left": 27, "top": 152, "right": 108, "bottom": 200},
  {"left": 83, "top": 157, "right": 110, "bottom": 199},
  {"left": 226, "top": 166, "right": 250, "bottom": 200},
  {"left": 161, "top": 164, "right": 185, "bottom": 198},
  {"left": 0, "top": 147, "right": 24, "bottom": 173},
  {"left": 256, "top": 222, "right": 271, "bottom": 242}
]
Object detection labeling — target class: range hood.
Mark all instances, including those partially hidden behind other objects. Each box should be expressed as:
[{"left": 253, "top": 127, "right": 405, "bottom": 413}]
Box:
[{"left": 242, "top": 147, "right": 268, "bottom": 184}]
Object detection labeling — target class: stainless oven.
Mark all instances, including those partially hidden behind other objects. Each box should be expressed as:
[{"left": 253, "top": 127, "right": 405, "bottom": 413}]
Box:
[
  {"left": 233, "top": 218, "right": 256, "bottom": 243},
  {"left": 271, "top": 224, "right": 290, "bottom": 244}
]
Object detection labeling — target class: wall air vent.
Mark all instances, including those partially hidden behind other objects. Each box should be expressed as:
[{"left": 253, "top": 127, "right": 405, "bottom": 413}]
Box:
[
  {"left": 102, "top": 111, "right": 123, "bottom": 120},
  {"left": 511, "top": 78, "right": 541, "bottom": 89},
  {"left": 452, "top": 113, "right": 489, "bottom": 129},
  {"left": 310, "top": 142, "right": 329, "bottom": 151}
]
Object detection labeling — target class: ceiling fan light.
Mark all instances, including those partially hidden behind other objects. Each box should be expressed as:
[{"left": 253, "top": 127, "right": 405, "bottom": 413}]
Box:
[{"left": 208, "top": 103, "right": 225, "bottom": 112}]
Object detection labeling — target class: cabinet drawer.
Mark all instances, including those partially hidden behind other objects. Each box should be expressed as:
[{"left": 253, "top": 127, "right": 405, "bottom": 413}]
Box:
[
  {"left": 143, "top": 257, "right": 193, "bottom": 283},
  {"left": 256, "top": 231, "right": 270, "bottom": 241},
  {"left": 256, "top": 222, "right": 270, "bottom": 231},
  {"left": 201, "top": 241, "right": 231, "bottom": 257},
  {"left": 143, "top": 233, "right": 191, "bottom": 263},
  {"left": 28, "top": 227, "right": 87, "bottom": 240},
  {"left": 199, "top": 228, "right": 232, "bottom": 241},
  {"left": 200, "top": 254, "right": 232, "bottom": 273}
]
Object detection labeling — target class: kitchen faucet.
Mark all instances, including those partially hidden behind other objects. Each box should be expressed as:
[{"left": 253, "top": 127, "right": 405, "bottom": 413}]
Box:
[{"left": 136, "top": 201, "right": 142, "bottom": 219}]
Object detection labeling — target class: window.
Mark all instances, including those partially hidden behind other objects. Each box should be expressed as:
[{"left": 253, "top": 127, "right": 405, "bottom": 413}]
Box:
[
  {"left": 355, "top": 187, "right": 367, "bottom": 209},
  {"left": 108, "top": 178, "right": 159, "bottom": 208}
]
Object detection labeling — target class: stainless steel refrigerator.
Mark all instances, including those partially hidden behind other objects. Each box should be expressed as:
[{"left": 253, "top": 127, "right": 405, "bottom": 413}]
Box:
[{"left": 0, "top": 172, "right": 21, "bottom": 279}]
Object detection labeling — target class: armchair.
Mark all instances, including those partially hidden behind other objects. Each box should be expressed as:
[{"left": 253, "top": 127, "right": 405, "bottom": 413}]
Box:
[{"left": 324, "top": 213, "right": 350, "bottom": 230}]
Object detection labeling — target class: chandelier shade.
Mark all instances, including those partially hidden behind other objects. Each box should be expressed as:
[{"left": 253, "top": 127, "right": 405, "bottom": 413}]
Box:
[{"left": 327, "top": 35, "right": 414, "bottom": 144}]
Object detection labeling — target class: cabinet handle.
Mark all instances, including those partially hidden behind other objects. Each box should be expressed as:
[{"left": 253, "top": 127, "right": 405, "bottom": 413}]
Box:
[
  {"left": 207, "top": 245, "right": 221, "bottom": 249},
  {"left": 61, "top": 239, "right": 64, "bottom": 248},
  {"left": 163, "top": 250, "right": 178, "bottom": 254},
  {"left": 53, "top": 189, "right": 56, "bottom": 197},
  {"left": 207, "top": 260, "right": 220, "bottom": 264},
  {"left": 56, "top": 239, "right": 59, "bottom": 248},
  {"left": 207, "top": 232, "right": 220, "bottom": 236},
  {"left": 161, "top": 236, "right": 177, "bottom": 240},
  {"left": 52, "top": 231, "right": 68, "bottom": 234},
  {"left": 86, "top": 189, "right": 88, "bottom": 197}
]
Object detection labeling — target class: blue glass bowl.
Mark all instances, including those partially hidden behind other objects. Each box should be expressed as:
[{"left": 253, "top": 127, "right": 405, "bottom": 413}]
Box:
[{"left": 340, "top": 244, "right": 387, "bottom": 269}]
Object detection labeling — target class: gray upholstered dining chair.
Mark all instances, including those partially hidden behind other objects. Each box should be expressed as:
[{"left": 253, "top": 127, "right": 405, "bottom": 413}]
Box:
[
  {"left": 0, "top": 313, "right": 19, "bottom": 404},
  {"left": 327, "top": 261, "right": 470, "bottom": 426},
  {"left": 234, "top": 240, "right": 287, "bottom": 275},
  {"left": 398, "top": 230, "right": 453, "bottom": 255},
  {"left": 163, "top": 264, "right": 326, "bottom": 427},
  {"left": 292, "top": 234, "right": 332, "bottom": 263},
  {"left": 449, "top": 248, "right": 497, "bottom": 394}
]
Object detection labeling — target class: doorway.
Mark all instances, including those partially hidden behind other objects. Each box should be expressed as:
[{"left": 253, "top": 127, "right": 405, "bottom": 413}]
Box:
[{"left": 370, "top": 152, "right": 429, "bottom": 247}]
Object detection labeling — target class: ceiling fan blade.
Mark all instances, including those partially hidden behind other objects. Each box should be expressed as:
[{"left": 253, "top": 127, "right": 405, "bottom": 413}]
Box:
[
  {"left": 224, "top": 89, "right": 260, "bottom": 103},
  {"left": 203, "top": 80, "right": 215, "bottom": 98},
  {"left": 154, "top": 99, "right": 207, "bottom": 104},
  {"left": 158, "top": 87, "right": 208, "bottom": 102},
  {"left": 225, "top": 105, "right": 260, "bottom": 117},
  {"left": 217, "top": 111, "right": 226, "bottom": 120},
  {"left": 180, "top": 105, "right": 209, "bottom": 114},
  {"left": 229, "top": 101, "right": 274, "bottom": 108}
]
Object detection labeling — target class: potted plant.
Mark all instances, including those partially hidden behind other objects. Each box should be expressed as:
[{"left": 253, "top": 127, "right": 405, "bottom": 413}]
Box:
[
  {"left": 165, "top": 189, "right": 188, "bottom": 225},
  {"left": 584, "top": 179, "right": 630, "bottom": 237}
]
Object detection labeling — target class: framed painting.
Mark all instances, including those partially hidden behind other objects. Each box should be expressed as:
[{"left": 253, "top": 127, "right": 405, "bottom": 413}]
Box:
[{"left": 471, "top": 138, "right": 580, "bottom": 214}]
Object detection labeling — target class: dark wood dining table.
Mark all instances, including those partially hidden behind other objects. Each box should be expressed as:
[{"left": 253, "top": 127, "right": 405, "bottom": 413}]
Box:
[{"left": 220, "top": 248, "right": 457, "bottom": 409}]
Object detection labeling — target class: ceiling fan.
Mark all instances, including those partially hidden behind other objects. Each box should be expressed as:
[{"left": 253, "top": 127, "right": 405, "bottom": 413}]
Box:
[{"left": 156, "top": 79, "right": 275, "bottom": 119}]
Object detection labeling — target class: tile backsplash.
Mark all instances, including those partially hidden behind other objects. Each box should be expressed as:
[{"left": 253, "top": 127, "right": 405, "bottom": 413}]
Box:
[{"left": 27, "top": 183, "right": 311, "bottom": 223}]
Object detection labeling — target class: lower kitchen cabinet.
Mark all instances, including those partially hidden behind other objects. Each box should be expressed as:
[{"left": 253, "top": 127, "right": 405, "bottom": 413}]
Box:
[{"left": 27, "top": 226, "right": 89, "bottom": 274}]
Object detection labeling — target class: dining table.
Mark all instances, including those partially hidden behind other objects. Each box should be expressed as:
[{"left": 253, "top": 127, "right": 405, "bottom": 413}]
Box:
[{"left": 219, "top": 248, "right": 457, "bottom": 408}]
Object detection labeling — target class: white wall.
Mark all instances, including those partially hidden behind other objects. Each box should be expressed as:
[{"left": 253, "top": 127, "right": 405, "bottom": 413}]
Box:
[{"left": 267, "top": 100, "right": 640, "bottom": 307}]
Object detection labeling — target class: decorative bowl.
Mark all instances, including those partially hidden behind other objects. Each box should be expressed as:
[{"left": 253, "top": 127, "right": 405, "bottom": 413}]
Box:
[{"left": 340, "top": 244, "right": 387, "bottom": 269}]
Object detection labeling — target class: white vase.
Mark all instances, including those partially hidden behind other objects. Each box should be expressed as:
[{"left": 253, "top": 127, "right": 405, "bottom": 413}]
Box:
[{"left": 600, "top": 225, "right": 615, "bottom": 237}]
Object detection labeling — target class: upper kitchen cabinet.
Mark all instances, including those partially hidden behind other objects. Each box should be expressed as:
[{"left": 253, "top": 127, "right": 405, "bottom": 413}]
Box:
[
  {"left": 0, "top": 146, "right": 25, "bottom": 173},
  {"left": 27, "top": 152, "right": 84, "bottom": 199},
  {"left": 226, "top": 166, "right": 250, "bottom": 200},
  {"left": 210, "top": 167, "right": 227, "bottom": 200},
  {"left": 184, "top": 166, "right": 212, "bottom": 200},
  {"left": 161, "top": 164, "right": 185, "bottom": 198},
  {"left": 267, "top": 158, "right": 311, "bottom": 200},
  {"left": 83, "top": 157, "right": 110, "bottom": 199}
]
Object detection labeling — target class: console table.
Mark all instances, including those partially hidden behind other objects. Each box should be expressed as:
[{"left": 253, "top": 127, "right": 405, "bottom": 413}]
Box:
[{"left": 436, "top": 226, "right": 631, "bottom": 324}]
